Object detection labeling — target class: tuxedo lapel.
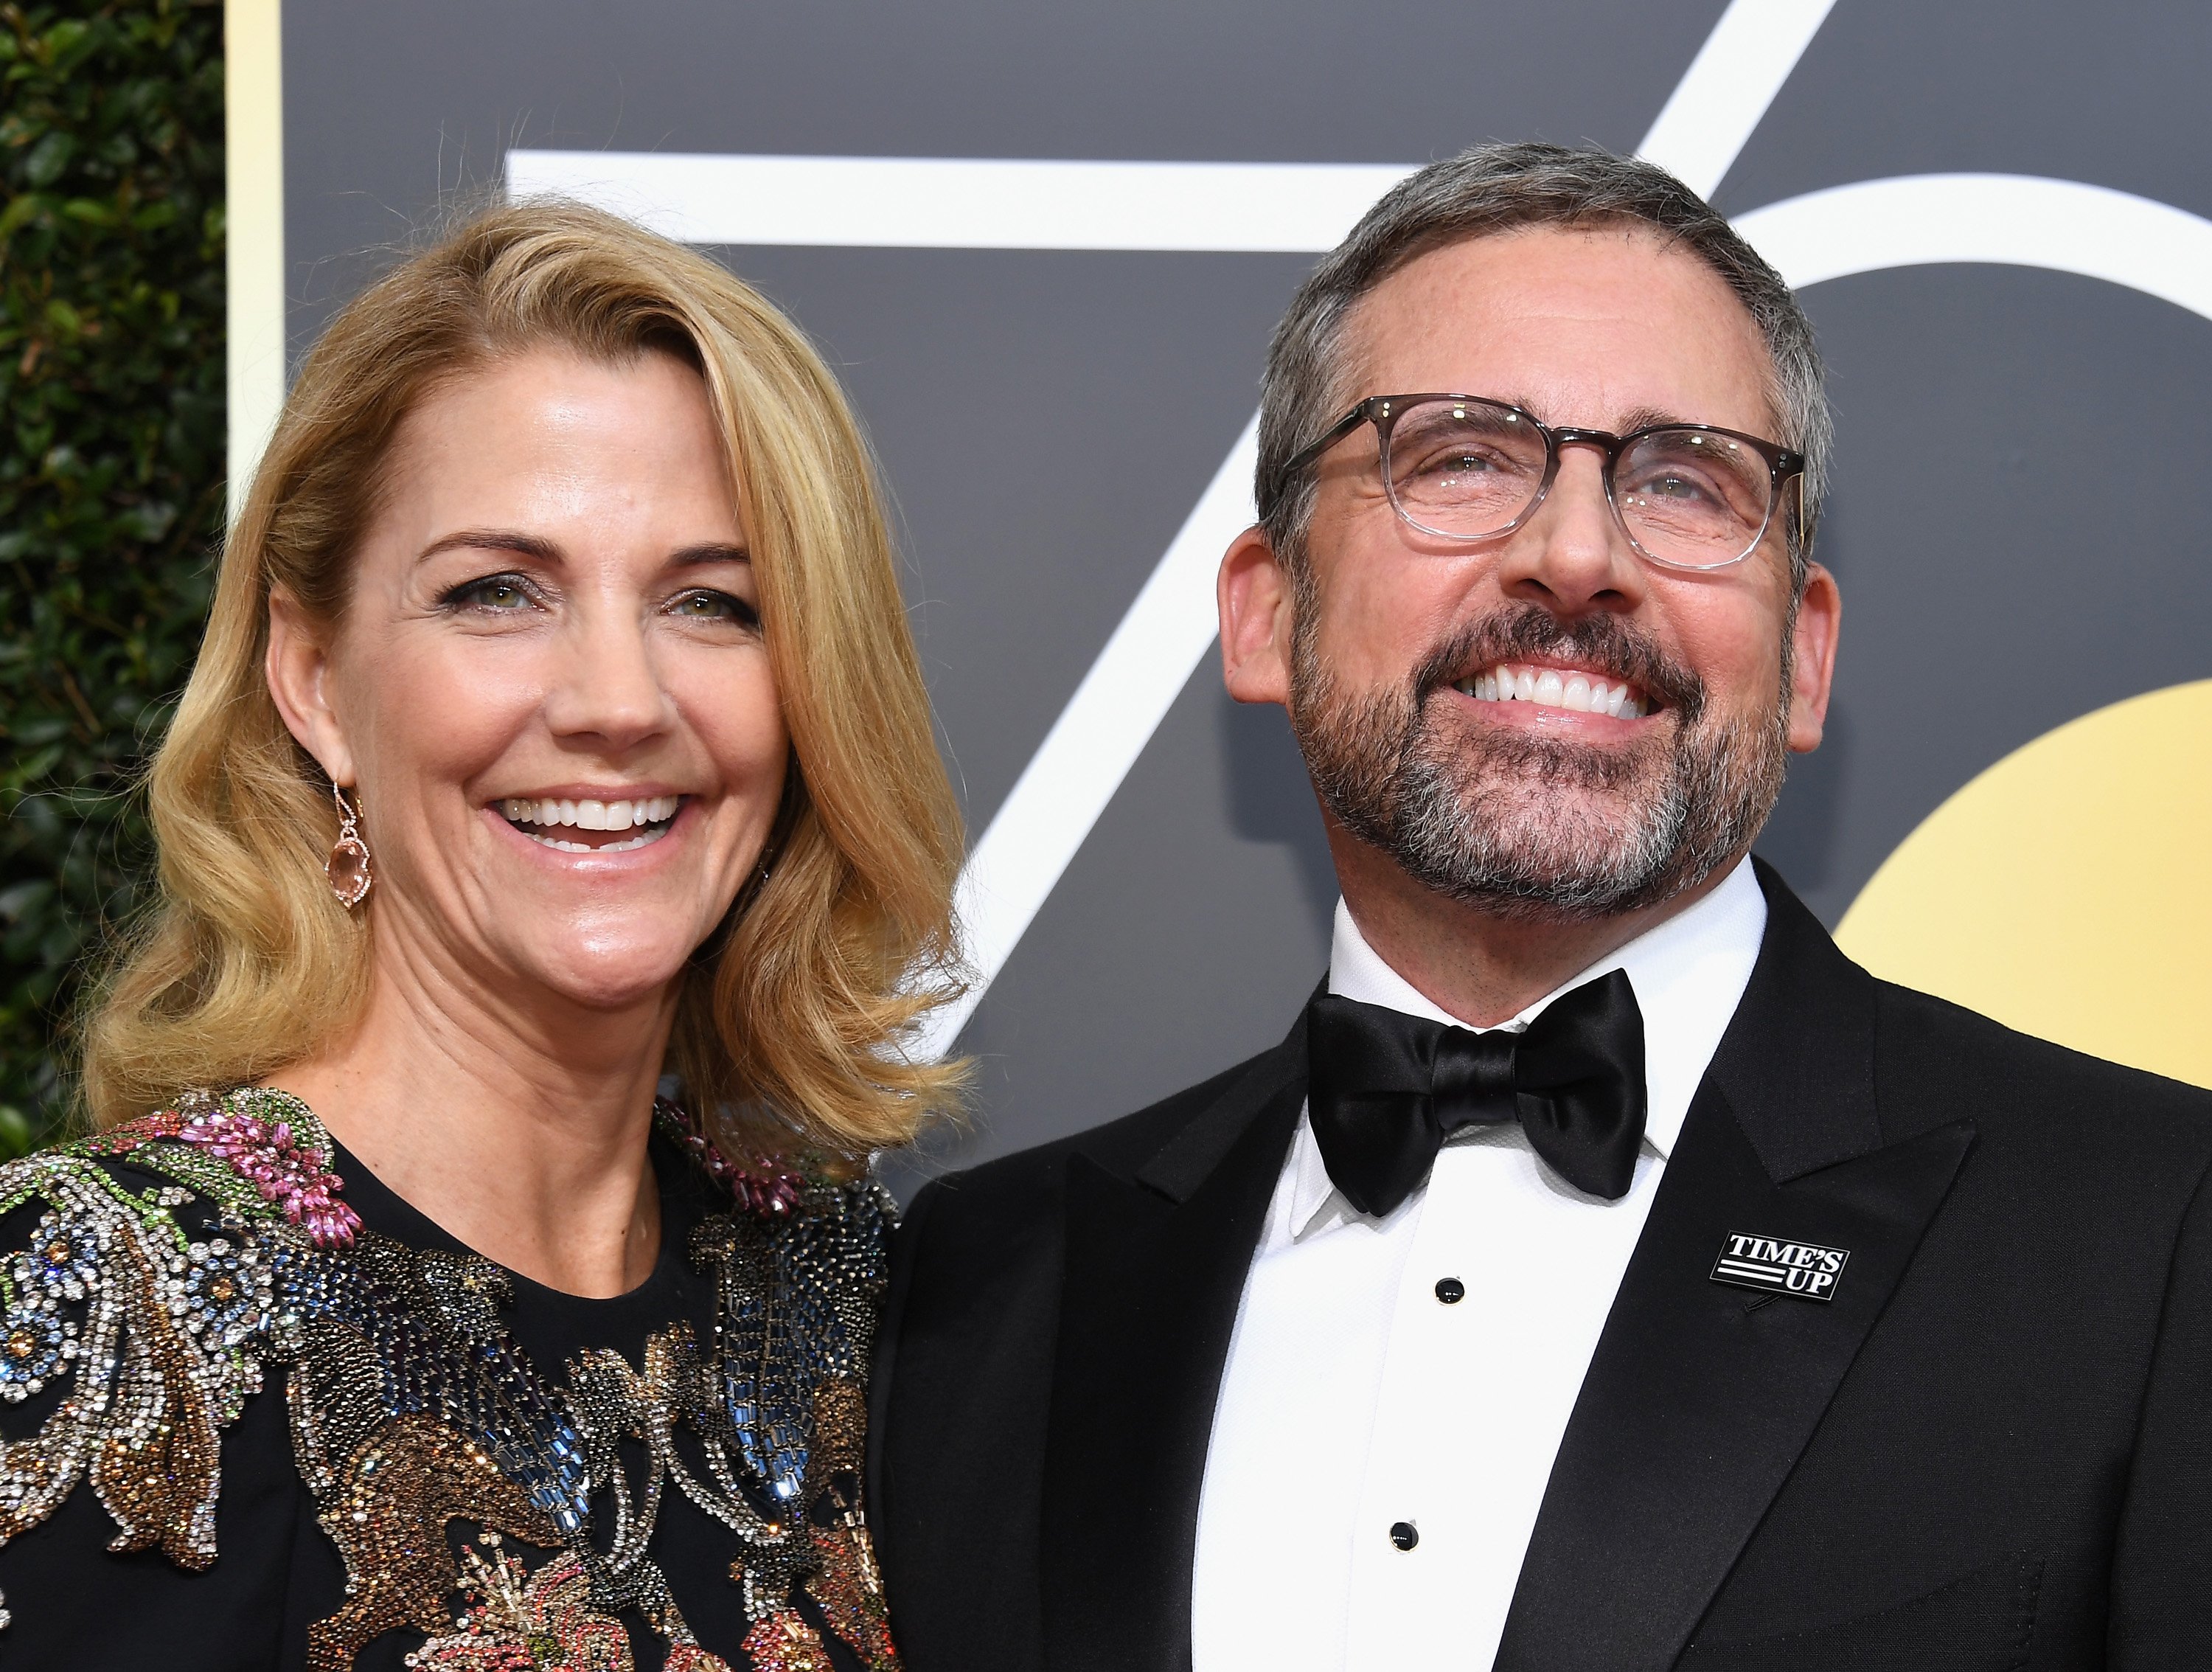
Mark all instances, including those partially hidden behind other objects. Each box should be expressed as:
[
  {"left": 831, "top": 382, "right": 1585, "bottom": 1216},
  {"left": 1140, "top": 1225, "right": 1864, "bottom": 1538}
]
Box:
[
  {"left": 1039, "top": 1026, "right": 1308, "bottom": 1672},
  {"left": 1495, "top": 867, "right": 1977, "bottom": 1672}
]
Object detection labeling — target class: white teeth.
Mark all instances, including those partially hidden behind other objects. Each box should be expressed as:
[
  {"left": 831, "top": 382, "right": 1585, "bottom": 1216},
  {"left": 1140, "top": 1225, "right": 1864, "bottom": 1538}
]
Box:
[
  {"left": 498, "top": 795, "right": 681, "bottom": 830},
  {"left": 518, "top": 826, "right": 670, "bottom": 854},
  {"left": 1456, "top": 664, "right": 1649, "bottom": 719}
]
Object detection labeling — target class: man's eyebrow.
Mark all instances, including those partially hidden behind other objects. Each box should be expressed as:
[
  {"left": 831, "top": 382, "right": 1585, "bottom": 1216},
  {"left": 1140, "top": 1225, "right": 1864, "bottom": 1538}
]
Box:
[
  {"left": 1499, "top": 398, "right": 1695, "bottom": 434},
  {"left": 415, "top": 529, "right": 562, "bottom": 566},
  {"left": 1614, "top": 404, "right": 1696, "bottom": 434}
]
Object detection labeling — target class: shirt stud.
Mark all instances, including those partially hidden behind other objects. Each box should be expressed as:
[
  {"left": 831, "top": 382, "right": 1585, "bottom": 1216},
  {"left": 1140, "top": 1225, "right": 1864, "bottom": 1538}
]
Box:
[
  {"left": 1389, "top": 1521, "right": 1419, "bottom": 1551},
  {"left": 1433, "top": 1276, "right": 1465, "bottom": 1304}
]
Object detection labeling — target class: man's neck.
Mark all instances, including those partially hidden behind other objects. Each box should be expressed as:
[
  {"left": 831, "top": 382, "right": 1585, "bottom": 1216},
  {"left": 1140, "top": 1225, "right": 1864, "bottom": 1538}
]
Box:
[{"left": 1327, "top": 824, "right": 1747, "bottom": 1029}]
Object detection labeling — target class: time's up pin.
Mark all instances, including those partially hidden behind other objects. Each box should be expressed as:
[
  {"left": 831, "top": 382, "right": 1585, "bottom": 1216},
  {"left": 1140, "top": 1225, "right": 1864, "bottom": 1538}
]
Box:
[{"left": 1710, "top": 1231, "right": 1850, "bottom": 1302}]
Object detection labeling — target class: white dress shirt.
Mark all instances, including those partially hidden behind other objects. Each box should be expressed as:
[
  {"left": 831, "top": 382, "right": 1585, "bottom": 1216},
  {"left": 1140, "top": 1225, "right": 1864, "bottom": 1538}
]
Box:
[{"left": 1190, "top": 857, "right": 1769, "bottom": 1672}]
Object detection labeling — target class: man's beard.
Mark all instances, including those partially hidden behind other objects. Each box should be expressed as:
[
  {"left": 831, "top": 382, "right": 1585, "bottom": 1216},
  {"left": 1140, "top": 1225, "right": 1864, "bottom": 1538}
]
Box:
[{"left": 1287, "top": 601, "right": 1792, "bottom": 920}]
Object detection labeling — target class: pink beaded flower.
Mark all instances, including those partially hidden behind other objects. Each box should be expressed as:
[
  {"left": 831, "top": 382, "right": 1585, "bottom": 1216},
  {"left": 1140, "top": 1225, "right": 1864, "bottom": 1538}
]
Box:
[
  {"left": 90, "top": 1097, "right": 364, "bottom": 1249},
  {"left": 173, "top": 1101, "right": 363, "bottom": 1247},
  {"left": 653, "top": 1099, "right": 806, "bottom": 1218}
]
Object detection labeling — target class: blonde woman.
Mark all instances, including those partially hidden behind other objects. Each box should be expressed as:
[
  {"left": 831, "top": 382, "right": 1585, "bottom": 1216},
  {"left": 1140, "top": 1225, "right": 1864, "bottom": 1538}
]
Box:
[{"left": 0, "top": 202, "right": 961, "bottom": 1671}]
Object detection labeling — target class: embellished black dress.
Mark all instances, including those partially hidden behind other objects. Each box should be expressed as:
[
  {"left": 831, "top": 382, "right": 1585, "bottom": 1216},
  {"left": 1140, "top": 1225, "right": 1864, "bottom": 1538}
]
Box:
[{"left": 0, "top": 1087, "right": 900, "bottom": 1671}]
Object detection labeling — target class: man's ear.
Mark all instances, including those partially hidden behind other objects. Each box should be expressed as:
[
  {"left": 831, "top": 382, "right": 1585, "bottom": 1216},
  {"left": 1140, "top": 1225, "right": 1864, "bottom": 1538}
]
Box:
[
  {"left": 1218, "top": 523, "right": 1295, "bottom": 707},
  {"left": 1786, "top": 560, "right": 1842, "bottom": 754},
  {"left": 265, "top": 586, "right": 357, "bottom": 784}
]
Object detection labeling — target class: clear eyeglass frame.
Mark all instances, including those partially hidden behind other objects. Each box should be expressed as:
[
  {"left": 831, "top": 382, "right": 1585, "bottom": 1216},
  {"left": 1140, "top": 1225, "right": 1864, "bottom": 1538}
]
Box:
[{"left": 1267, "top": 392, "right": 1808, "bottom": 572}]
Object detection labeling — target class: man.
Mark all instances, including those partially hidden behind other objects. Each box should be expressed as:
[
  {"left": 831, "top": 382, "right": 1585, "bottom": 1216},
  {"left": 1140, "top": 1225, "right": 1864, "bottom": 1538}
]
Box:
[{"left": 869, "top": 143, "right": 2212, "bottom": 1671}]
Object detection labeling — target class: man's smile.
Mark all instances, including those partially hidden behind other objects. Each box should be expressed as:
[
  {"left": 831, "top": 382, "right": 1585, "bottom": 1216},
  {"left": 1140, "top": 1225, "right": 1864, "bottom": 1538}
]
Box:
[{"left": 1452, "top": 659, "right": 1652, "bottom": 719}]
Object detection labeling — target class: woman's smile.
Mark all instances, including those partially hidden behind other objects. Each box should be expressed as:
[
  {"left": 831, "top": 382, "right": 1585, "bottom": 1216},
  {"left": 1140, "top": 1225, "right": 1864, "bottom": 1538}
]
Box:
[{"left": 494, "top": 791, "right": 689, "bottom": 854}]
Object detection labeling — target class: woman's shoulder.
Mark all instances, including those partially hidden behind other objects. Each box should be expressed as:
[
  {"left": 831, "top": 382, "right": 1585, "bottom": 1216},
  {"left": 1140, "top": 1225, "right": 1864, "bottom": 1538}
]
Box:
[
  {"left": 0, "top": 1091, "right": 343, "bottom": 1581},
  {"left": 655, "top": 1097, "right": 900, "bottom": 1258},
  {"left": 658, "top": 1105, "right": 900, "bottom": 1482},
  {"left": 4, "top": 1086, "right": 361, "bottom": 1250}
]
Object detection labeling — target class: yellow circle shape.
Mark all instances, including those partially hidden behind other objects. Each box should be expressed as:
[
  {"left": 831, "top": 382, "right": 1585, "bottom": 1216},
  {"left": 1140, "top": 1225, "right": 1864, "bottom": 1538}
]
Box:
[{"left": 1836, "top": 679, "right": 2212, "bottom": 1090}]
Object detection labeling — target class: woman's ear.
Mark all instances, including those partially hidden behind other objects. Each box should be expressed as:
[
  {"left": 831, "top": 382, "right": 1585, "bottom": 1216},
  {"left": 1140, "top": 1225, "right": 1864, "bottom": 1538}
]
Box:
[{"left": 265, "top": 587, "right": 356, "bottom": 784}]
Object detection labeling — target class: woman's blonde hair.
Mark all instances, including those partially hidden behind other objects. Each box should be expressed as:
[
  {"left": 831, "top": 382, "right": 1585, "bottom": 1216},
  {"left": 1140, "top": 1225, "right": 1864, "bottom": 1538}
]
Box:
[{"left": 80, "top": 200, "right": 966, "bottom": 1165}]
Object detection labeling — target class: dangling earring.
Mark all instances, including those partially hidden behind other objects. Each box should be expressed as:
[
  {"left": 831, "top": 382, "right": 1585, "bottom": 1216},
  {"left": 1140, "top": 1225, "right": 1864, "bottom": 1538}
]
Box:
[
  {"left": 325, "top": 783, "right": 374, "bottom": 909},
  {"left": 742, "top": 847, "right": 776, "bottom": 912}
]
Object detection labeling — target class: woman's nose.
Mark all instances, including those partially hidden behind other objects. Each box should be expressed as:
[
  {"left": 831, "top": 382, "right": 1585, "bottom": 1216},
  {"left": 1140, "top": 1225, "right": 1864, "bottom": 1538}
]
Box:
[{"left": 543, "top": 610, "right": 674, "bottom": 747}]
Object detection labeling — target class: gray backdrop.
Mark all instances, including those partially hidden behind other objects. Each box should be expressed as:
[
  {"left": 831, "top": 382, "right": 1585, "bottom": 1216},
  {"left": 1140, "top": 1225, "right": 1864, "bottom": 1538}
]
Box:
[{"left": 276, "top": 1, "right": 2212, "bottom": 1183}]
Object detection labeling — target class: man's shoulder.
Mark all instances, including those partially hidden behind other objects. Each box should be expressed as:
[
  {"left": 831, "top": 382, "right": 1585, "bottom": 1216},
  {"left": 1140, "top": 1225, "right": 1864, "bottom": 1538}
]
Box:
[
  {"left": 914, "top": 1040, "right": 1295, "bottom": 1227},
  {"left": 1871, "top": 974, "right": 2212, "bottom": 1159}
]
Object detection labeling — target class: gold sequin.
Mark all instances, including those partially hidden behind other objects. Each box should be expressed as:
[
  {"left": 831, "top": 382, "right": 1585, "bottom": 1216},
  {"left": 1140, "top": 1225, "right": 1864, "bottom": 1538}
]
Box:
[
  {"left": 740, "top": 1609, "right": 837, "bottom": 1672},
  {"left": 806, "top": 1517, "right": 900, "bottom": 1672},
  {"left": 305, "top": 1415, "right": 563, "bottom": 1671}
]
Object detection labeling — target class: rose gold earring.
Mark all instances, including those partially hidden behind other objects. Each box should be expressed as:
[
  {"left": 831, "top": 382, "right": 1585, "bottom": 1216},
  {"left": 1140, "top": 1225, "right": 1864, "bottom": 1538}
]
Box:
[{"left": 325, "top": 783, "right": 373, "bottom": 909}]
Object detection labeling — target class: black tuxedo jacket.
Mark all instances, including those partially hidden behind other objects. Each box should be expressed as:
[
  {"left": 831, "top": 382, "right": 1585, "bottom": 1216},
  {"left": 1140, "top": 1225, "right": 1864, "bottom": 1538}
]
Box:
[{"left": 869, "top": 864, "right": 2212, "bottom": 1670}]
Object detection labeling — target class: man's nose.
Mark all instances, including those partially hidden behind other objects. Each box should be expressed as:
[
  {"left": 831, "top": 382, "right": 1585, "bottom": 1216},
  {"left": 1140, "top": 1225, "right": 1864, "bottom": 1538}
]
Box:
[
  {"left": 1492, "top": 446, "right": 1645, "bottom": 616},
  {"left": 544, "top": 606, "right": 674, "bottom": 748}
]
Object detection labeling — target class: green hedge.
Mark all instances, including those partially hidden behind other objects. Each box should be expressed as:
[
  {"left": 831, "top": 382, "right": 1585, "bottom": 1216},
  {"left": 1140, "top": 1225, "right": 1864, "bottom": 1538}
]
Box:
[{"left": 0, "top": 0, "right": 225, "bottom": 1153}]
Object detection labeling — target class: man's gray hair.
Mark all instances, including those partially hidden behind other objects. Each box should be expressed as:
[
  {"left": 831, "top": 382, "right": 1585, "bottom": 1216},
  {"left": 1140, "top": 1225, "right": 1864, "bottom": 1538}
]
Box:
[{"left": 1256, "top": 141, "right": 1831, "bottom": 588}]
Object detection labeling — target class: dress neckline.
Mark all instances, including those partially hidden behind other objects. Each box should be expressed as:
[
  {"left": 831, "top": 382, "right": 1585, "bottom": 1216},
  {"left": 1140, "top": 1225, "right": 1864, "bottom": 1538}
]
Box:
[{"left": 324, "top": 1131, "right": 700, "bottom": 1316}]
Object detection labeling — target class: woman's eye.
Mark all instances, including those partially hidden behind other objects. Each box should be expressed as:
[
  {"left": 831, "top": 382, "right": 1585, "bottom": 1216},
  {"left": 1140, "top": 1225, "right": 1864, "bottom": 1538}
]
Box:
[
  {"left": 672, "top": 589, "right": 758, "bottom": 625},
  {"left": 445, "top": 575, "right": 538, "bottom": 611}
]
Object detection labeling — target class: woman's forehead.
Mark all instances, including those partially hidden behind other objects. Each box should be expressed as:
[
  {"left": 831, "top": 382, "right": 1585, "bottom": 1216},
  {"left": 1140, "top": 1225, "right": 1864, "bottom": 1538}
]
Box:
[{"left": 375, "top": 350, "right": 742, "bottom": 555}]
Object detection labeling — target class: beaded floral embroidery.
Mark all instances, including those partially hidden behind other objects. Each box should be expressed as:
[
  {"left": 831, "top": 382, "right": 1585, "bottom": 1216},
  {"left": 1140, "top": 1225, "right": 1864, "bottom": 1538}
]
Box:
[
  {"left": 654, "top": 1100, "right": 807, "bottom": 1220},
  {"left": 0, "top": 1086, "right": 900, "bottom": 1670}
]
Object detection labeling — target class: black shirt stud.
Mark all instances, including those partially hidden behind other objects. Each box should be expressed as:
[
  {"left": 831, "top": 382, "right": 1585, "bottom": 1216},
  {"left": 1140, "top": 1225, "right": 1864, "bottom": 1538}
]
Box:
[
  {"left": 1388, "top": 1521, "right": 1419, "bottom": 1550},
  {"left": 1433, "top": 1276, "right": 1465, "bottom": 1304}
]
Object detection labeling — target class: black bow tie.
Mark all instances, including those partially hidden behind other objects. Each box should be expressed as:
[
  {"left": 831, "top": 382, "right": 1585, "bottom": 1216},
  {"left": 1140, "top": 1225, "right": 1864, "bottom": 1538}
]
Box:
[{"left": 1307, "top": 969, "right": 1648, "bottom": 1216}]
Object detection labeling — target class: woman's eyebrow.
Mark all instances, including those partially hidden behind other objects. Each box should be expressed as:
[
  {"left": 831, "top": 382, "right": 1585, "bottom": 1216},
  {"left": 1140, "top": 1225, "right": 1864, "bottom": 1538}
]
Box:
[
  {"left": 412, "top": 533, "right": 749, "bottom": 568},
  {"left": 415, "top": 529, "right": 563, "bottom": 566},
  {"left": 669, "top": 542, "right": 751, "bottom": 567}
]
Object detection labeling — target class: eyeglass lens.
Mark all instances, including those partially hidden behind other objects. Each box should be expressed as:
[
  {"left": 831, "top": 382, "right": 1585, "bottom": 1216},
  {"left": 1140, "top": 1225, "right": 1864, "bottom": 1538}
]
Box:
[{"left": 1382, "top": 398, "right": 1776, "bottom": 567}]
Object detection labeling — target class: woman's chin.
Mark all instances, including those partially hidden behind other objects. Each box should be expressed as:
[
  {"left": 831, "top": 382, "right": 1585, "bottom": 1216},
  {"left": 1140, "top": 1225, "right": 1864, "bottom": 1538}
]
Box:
[{"left": 495, "top": 943, "right": 699, "bottom": 1016}]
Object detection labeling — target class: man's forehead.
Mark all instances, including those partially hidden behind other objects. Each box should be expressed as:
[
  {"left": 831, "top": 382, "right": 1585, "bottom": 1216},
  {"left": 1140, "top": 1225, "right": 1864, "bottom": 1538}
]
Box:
[{"left": 1343, "top": 224, "right": 1777, "bottom": 433}]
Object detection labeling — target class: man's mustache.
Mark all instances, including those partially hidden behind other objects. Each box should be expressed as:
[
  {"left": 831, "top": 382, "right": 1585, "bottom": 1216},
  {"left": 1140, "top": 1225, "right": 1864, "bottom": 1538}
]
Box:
[{"left": 1410, "top": 606, "right": 1707, "bottom": 721}]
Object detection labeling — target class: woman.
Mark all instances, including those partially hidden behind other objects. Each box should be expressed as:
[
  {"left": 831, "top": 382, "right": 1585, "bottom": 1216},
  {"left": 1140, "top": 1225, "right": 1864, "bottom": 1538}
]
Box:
[{"left": 0, "top": 201, "right": 962, "bottom": 1670}]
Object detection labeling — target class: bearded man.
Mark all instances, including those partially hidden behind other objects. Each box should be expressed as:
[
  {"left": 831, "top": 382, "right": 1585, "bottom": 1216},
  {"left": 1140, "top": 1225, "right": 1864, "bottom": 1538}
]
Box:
[{"left": 869, "top": 143, "right": 2212, "bottom": 1672}]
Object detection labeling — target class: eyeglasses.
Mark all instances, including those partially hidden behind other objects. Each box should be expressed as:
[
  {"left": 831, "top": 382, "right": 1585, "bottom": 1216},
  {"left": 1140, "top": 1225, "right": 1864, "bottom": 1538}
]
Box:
[{"left": 1268, "top": 394, "right": 1806, "bottom": 572}]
